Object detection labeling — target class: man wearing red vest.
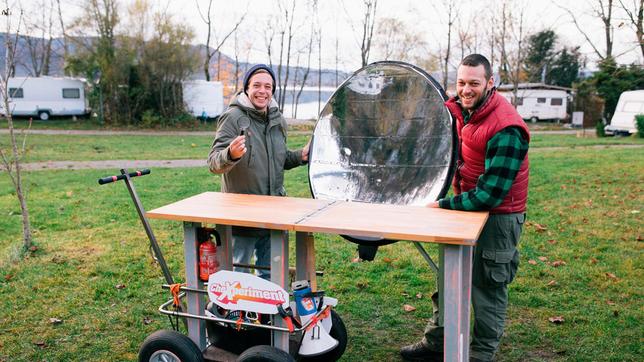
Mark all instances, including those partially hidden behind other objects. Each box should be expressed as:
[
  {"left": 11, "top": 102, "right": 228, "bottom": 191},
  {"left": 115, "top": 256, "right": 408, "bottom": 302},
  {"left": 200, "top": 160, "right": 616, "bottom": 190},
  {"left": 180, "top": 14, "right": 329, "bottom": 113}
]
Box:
[{"left": 401, "top": 54, "right": 530, "bottom": 362}]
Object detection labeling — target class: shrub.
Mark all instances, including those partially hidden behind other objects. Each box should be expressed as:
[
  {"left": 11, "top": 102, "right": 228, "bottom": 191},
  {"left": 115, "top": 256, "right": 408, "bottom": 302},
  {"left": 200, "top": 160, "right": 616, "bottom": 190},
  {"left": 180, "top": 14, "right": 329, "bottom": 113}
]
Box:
[
  {"left": 635, "top": 114, "right": 644, "bottom": 138},
  {"left": 596, "top": 120, "right": 606, "bottom": 137},
  {"left": 141, "top": 110, "right": 162, "bottom": 128}
]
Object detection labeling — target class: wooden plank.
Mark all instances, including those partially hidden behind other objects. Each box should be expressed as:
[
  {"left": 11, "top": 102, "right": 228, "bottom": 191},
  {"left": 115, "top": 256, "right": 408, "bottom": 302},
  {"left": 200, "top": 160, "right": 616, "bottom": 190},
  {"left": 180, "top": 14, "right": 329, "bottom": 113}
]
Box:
[
  {"left": 146, "top": 192, "right": 332, "bottom": 231},
  {"left": 293, "top": 201, "right": 487, "bottom": 244}
]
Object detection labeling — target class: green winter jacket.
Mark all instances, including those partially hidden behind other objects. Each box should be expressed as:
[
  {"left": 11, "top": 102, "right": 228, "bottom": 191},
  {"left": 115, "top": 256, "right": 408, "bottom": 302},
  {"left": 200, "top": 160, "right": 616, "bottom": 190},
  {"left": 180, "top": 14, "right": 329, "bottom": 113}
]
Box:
[{"left": 208, "top": 92, "right": 305, "bottom": 234}]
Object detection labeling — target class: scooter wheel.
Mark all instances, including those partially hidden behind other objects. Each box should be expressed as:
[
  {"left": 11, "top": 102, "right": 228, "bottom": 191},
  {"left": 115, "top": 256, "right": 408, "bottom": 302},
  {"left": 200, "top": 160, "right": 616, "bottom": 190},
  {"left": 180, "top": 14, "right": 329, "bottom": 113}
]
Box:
[
  {"left": 237, "top": 345, "right": 295, "bottom": 361},
  {"left": 138, "top": 329, "right": 204, "bottom": 362}
]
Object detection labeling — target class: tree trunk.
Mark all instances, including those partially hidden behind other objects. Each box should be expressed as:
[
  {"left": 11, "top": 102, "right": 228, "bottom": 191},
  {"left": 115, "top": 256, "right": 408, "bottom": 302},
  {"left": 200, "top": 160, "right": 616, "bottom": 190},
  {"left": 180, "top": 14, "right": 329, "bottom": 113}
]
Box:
[{"left": 2, "top": 30, "right": 33, "bottom": 250}]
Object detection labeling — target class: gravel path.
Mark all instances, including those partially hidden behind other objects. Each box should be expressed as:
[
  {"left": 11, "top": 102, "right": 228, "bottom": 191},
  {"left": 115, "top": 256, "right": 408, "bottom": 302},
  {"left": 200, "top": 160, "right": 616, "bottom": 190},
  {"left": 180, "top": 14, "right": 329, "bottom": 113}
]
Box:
[
  {"left": 2, "top": 127, "right": 638, "bottom": 171},
  {"left": 9, "top": 144, "right": 642, "bottom": 171}
]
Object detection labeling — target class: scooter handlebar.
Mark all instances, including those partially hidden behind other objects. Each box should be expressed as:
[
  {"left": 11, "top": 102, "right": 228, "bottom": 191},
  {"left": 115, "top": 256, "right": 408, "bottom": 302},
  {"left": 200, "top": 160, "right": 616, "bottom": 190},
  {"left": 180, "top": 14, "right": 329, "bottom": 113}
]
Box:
[{"left": 98, "top": 169, "right": 151, "bottom": 185}]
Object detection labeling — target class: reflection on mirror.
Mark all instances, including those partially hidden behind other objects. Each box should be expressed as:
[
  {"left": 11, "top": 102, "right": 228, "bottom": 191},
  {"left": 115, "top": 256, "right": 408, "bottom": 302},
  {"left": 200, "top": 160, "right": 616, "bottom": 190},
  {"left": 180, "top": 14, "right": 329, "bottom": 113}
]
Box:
[{"left": 309, "top": 61, "right": 456, "bottom": 209}]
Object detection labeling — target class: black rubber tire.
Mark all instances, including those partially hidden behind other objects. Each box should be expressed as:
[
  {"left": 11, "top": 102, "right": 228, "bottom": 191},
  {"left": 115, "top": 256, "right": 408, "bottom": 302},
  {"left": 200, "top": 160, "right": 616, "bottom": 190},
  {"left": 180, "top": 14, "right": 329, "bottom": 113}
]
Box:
[
  {"left": 237, "top": 345, "right": 295, "bottom": 362},
  {"left": 206, "top": 319, "right": 271, "bottom": 355},
  {"left": 530, "top": 116, "right": 538, "bottom": 123},
  {"left": 138, "top": 329, "right": 204, "bottom": 362},
  {"left": 299, "top": 310, "right": 348, "bottom": 362}
]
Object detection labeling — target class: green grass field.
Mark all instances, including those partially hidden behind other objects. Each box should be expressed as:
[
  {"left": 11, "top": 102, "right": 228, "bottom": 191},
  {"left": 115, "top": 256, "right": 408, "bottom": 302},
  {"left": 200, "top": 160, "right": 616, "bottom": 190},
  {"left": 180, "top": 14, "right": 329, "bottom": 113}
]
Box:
[{"left": 0, "top": 133, "right": 642, "bottom": 361}]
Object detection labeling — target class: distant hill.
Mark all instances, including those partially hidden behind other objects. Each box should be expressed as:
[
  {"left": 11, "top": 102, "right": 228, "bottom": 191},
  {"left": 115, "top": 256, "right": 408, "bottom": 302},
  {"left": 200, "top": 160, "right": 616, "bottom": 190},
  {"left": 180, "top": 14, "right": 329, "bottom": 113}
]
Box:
[{"left": 0, "top": 32, "right": 348, "bottom": 87}]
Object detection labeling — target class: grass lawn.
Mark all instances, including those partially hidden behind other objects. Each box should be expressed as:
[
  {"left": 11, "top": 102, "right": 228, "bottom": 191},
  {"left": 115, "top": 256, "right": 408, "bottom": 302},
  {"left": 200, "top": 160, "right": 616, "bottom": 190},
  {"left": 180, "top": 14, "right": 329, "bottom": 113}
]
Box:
[
  {"left": 0, "top": 134, "right": 642, "bottom": 361},
  {"left": 1, "top": 132, "right": 642, "bottom": 163}
]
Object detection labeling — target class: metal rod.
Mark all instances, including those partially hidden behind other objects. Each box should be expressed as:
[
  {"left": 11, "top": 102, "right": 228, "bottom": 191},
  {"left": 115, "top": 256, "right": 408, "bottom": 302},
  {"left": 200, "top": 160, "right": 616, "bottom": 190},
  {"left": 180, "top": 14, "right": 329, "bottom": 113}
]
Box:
[
  {"left": 158, "top": 294, "right": 327, "bottom": 333},
  {"left": 413, "top": 242, "right": 439, "bottom": 274},
  {"left": 233, "top": 263, "right": 324, "bottom": 277},
  {"left": 121, "top": 168, "right": 175, "bottom": 285}
]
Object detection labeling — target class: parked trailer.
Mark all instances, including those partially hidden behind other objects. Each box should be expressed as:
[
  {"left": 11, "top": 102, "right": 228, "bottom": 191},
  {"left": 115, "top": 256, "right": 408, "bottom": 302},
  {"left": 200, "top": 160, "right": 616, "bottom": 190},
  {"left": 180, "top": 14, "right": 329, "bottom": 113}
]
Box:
[
  {"left": 0, "top": 77, "right": 90, "bottom": 120},
  {"left": 182, "top": 80, "right": 224, "bottom": 119},
  {"left": 605, "top": 90, "right": 644, "bottom": 135},
  {"left": 498, "top": 84, "right": 570, "bottom": 122}
]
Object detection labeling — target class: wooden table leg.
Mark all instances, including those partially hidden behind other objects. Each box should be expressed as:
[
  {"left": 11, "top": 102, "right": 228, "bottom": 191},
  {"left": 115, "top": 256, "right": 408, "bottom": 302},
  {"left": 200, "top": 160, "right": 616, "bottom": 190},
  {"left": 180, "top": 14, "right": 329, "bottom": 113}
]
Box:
[
  {"left": 295, "top": 231, "right": 316, "bottom": 290},
  {"left": 270, "top": 229, "right": 290, "bottom": 352},
  {"left": 441, "top": 243, "right": 474, "bottom": 362},
  {"left": 183, "top": 222, "right": 206, "bottom": 351}
]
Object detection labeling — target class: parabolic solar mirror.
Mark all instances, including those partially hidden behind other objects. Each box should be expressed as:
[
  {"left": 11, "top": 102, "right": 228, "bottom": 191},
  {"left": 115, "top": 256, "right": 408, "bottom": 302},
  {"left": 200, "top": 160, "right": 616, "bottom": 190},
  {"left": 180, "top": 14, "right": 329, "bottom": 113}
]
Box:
[{"left": 308, "top": 61, "right": 456, "bottom": 244}]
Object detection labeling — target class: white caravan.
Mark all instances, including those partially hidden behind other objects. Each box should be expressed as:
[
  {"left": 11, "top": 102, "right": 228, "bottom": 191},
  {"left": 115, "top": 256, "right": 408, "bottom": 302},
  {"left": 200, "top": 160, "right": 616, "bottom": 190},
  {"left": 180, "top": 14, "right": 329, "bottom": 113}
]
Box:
[
  {"left": 605, "top": 90, "right": 644, "bottom": 135},
  {"left": 0, "top": 77, "right": 90, "bottom": 120},
  {"left": 498, "top": 83, "right": 570, "bottom": 122},
  {"left": 182, "top": 80, "right": 224, "bottom": 119}
]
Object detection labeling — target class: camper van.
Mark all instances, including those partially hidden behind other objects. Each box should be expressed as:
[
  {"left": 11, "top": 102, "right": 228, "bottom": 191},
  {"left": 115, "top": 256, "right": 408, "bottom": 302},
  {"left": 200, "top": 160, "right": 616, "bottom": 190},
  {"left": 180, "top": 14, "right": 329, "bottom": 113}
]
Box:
[
  {"left": 605, "top": 90, "right": 644, "bottom": 135},
  {"left": 498, "top": 83, "right": 571, "bottom": 122},
  {"left": 0, "top": 77, "right": 90, "bottom": 120},
  {"left": 182, "top": 80, "right": 224, "bottom": 119}
]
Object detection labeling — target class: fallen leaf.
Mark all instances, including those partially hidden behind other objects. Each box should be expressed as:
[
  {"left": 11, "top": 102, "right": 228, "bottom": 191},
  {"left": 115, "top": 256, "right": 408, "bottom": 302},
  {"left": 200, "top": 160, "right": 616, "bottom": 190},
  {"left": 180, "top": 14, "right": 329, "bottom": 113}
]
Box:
[
  {"left": 356, "top": 281, "right": 368, "bottom": 289},
  {"left": 416, "top": 292, "right": 423, "bottom": 299},
  {"left": 560, "top": 185, "right": 567, "bottom": 190},
  {"left": 191, "top": 143, "right": 197, "bottom": 148},
  {"left": 401, "top": 292, "right": 410, "bottom": 297},
  {"left": 551, "top": 260, "right": 566, "bottom": 267},
  {"left": 605, "top": 272, "right": 619, "bottom": 281},
  {"left": 547, "top": 280, "right": 557, "bottom": 287},
  {"left": 29, "top": 246, "right": 38, "bottom": 252},
  {"left": 66, "top": 191, "right": 73, "bottom": 197},
  {"left": 590, "top": 257, "right": 598, "bottom": 264},
  {"left": 528, "top": 259, "right": 537, "bottom": 265},
  {"left": 351, "top": 257, "right": 363, "bottom": 263},
  {"left": 547, "top": 239, "right": 557, "bottom": 244},
  {"left": 4, "top": 274, "right": 12, "bottom": 281},
  {"left": 115, "top": 284, "right": 126, "bottom": 289},
  {"left": 533, "top": 223, "right": 548, "bottom": 232},
  {"left": 403, "top": 304, "right": 416, "bottom": 312},
  {"left": 34, "top": 341, "right": 47, "bottom": 348},
  {"left": 630, "top": 210, "right": 640, "bottom": 214},
  {"left": 382, "top": 257, "right": 393, "bottom": 264},
  {"left": 606, "top": 300, "right": 616, "bottom": 306},
  {"left": 538, "top": 256, "right": 548, "bottom": 262},
  {"left": 637, "top": 235, "right": 643, "bottom": 242},
  {"left": 143, "top": 317, "right": 152, "bottom": 325},
  {"left": 49, "top": 318, "right": 62, "bottom": 325},
  {"left": 548, "top": 316, "right": 564, "bottom": 324}
]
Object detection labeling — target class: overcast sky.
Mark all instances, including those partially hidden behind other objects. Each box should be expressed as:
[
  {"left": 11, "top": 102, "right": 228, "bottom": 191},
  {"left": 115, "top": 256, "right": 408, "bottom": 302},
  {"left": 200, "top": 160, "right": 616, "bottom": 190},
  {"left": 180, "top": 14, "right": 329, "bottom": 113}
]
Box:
[{"left": 6, "top": 0, "right": 643, "bottom": 72}]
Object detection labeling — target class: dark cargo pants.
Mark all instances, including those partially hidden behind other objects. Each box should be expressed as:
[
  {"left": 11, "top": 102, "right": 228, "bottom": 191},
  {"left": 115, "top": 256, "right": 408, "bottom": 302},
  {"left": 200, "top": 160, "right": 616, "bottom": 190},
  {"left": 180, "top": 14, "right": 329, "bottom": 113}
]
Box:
[{"left": 422, "top": 213, "right": 524, "bottom": 361}]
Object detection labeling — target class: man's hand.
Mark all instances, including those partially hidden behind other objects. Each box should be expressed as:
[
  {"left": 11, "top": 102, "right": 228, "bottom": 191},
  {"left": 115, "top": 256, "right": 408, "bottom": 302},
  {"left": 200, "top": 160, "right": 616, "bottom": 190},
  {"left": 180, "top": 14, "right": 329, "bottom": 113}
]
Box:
[
  {"left": 228, "top": 135, "right": 246, "bottom": 160},
  {"left": 426, "top": 201, "right": 439, "bottom": 208},
  {"left": 302, "top": 138, "right": 311, "bottom": 162}
]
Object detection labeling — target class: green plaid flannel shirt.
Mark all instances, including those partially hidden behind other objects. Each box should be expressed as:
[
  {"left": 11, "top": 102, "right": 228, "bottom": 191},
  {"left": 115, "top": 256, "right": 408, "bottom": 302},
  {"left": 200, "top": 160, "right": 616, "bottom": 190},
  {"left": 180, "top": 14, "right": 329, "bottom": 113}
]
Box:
[{"left": 439, "top": 115, "right": 529, "bottom": 211}]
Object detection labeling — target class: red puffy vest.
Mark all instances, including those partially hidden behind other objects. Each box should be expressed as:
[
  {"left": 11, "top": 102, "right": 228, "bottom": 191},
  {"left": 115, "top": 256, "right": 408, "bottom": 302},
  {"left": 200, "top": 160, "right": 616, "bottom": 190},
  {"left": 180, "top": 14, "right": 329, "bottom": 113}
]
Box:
[{"left": 445, "top": 89, "right": 530, "bottom": 214}]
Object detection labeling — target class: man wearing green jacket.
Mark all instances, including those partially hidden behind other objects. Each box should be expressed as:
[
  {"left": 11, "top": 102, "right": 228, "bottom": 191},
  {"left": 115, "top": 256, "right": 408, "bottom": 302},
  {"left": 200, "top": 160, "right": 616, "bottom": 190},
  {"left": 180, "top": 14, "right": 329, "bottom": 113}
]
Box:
[{"left": 208, "top": 64, "right": 309, "bottom": 279}]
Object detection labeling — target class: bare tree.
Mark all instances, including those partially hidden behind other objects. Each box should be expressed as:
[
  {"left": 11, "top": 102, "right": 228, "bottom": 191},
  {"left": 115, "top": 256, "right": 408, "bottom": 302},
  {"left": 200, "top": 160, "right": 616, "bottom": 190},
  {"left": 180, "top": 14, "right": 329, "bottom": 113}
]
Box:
[
  {"left": 1, "top": 4, "right": 33, "bottom": 251},
  {"left": 292, "top": 22, "right": 315, "bottom": 119},
  {"left": 21, "top": 0, "right": 55, "bottom": 76},
  {"left": 195, "top": 0, "right": 246, "bottom": 81},
  {"left": 433, "top": 0, "right": 457, "bottom": 90},
  {"left": 618, "top": 0, "right": 644, "bottom": 58},
  {"left": 56, "top": 0, "right": 69, "bottom": 73},
  {"left": 558, "top": 0, "right": 616, "bottom": 60}
]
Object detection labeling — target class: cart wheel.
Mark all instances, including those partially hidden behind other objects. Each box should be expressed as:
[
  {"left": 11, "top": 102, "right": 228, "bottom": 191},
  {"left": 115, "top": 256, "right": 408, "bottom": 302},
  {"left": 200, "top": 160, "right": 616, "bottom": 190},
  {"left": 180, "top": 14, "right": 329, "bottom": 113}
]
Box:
[
  {"left": 299, "top": 310, "right": 347, "bottom": 362},
  {"left": 138, "top": 329, "right": 204, "bottom": 362},
  {"left": 237, "top": 345, "right": 295, "bottom": 362}
]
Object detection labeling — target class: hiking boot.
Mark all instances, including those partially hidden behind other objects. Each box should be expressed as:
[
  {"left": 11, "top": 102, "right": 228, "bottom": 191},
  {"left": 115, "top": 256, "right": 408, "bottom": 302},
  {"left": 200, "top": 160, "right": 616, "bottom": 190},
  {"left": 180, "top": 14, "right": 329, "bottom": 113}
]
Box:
[{"left": 400, "top": 341, "right": 442, "bottom": 362}]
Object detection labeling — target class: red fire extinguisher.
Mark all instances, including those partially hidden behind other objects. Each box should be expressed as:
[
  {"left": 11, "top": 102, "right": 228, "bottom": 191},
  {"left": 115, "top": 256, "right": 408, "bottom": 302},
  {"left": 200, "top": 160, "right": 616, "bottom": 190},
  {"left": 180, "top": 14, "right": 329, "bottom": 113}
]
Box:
[{"left": 199, "top": 234, "right": 219, "bottom": 281}]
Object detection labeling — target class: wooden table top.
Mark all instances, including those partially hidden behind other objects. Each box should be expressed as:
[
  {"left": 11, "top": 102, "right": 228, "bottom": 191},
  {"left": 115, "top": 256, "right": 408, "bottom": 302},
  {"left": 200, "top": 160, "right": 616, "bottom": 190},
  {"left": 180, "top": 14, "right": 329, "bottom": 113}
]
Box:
[
  {"left": 294, "top": 200, "right": 487, "bottom": 244},
  {"left": 146, "top": 192, "right": 333, "bottom": 231},
  {"left": 147, "top": 192, "right": 488, "bottom": 245}
]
